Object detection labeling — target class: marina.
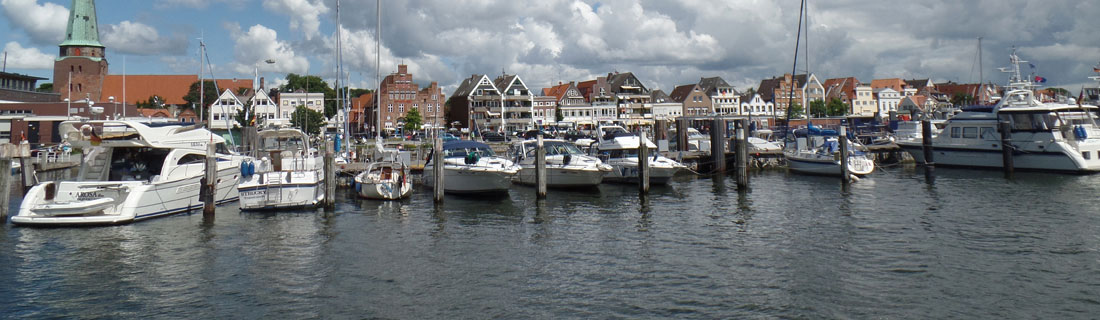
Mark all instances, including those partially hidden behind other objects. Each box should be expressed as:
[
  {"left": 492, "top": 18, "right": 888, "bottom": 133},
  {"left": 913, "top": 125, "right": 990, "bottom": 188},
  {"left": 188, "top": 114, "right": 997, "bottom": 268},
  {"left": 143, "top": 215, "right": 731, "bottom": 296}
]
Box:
[{"left": 2, "top": 167, "right": 1099, "bottom": 318}]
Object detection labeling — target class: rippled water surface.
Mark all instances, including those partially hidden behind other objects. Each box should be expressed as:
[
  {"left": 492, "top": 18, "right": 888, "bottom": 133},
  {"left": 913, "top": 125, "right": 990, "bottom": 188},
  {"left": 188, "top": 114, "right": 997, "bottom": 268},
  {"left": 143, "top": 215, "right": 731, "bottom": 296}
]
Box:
[{"left": 3, "top": 167, "right": 1100, "bottom": 318}]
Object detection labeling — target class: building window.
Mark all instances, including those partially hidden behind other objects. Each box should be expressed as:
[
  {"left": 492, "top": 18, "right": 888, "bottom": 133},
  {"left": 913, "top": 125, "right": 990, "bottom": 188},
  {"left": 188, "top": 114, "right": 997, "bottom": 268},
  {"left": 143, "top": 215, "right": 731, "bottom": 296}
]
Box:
[{"left": 387, "top": 104, "right": 393, "bottom": 113}]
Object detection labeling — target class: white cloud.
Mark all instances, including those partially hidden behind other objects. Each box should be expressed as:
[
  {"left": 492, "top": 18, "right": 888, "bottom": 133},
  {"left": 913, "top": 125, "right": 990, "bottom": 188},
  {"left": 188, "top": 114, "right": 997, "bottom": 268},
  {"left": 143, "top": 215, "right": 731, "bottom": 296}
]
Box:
[
  {"left": 320, "top": 26, "right": 454, "bottom": 89},
  {"left": 153, "top": 0, "right": 240, "bottom": 9},
  {"left": 0, "top": 0, "right": 68, "bottom": 45},
  {"left": 262, "top": 0, "right": 328, "bottom": 40},
  {"left": 101, "top": 21, "right": 189, "bottom": 56},
  {"left": 225, "top": 23, "right": 310, "bottom": 75},
  {"left": 2, "top": 41, "right": 55, "bottom": 69}
]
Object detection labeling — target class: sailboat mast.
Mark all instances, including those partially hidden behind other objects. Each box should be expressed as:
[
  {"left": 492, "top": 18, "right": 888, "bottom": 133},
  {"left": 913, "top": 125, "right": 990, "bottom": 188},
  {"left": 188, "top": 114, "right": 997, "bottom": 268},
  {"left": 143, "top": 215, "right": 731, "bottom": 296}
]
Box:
[
  {"left": 375, "top": 0, "right": 382, "bottom": 140},
  {"left": 978, "top": 37, "right": 984, "bottom": 104},
  {"left": 782, "top": 0, "right": 807, "bottom": 149}
]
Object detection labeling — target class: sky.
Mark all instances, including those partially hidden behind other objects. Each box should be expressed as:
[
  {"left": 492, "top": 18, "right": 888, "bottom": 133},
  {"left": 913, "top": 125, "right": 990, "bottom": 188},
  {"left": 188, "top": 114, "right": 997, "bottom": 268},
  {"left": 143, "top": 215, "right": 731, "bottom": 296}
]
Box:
[{"left": 1, "top": 0, "right": 1099, "bottom": 95}]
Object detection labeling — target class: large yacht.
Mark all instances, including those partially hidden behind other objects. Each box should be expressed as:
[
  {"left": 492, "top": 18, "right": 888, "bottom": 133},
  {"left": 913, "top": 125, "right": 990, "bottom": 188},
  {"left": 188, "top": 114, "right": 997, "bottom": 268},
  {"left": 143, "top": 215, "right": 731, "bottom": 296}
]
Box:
[
  {"left": 898, "top": 52, "right": 1100, "bottom": 173},
  {"left": 511, "top": 138, "right": 612, "bottom": 188},
  {"left": 13, "top": 120, "right": 248, "bottom": 226},
  {"left": 237, "top": 126, "right": 324, "bottom": 210},
  {"left": 594, "top": 125, "right": 685, "bottom": 184},
  {"left": 423, "top": 140, "right": 520, "bottom": 195}
]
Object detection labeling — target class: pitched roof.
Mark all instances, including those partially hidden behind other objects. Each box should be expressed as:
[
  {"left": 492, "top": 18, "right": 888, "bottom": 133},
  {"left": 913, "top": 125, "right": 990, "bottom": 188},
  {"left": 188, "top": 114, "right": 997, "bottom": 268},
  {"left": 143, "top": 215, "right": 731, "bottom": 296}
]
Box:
[
  {"left": 450, "top": 74, "right": 486, "bottom": 98},
  {"left": 650, "top": 89, "right": 671, "bottom": 103},
  {"left": 138, "top": 108, "right": 172, "bottom": 118},
  {"left": 697, "top": 76, "right": 734, "bottom": 96},
  {"left": 668, "top": 84, "right": 699, "bottom": 103},
  {"left": 102, "top": 75, "right": 253, "bottom": 106},
  {"left": 607, "top": 72, "right": 646, "bottom": 92},
  {"left": 494, "top": 74, "right": 520, "bottom": 93},
  {"left": 543, "top": 82, "right": 571, "bottom": 100},
  {"left": 61, "top": 0, "right": 103, "bottom": 48},
  {"left": 904, "top": 79, "right": 931, "bottom": 91},
  {"left": 757, "top": 78, "right": 780, "bottom": 102},
  {"left": 870, "top": 78, "right": 905, "bottom": 92},
  {"left": 822, "top": 77, "right": 860, "bottom": 100}
]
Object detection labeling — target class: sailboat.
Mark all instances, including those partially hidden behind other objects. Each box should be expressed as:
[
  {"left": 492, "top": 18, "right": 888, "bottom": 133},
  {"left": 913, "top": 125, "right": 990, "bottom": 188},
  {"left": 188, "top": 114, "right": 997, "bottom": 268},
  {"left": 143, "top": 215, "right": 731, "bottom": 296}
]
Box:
[
  {"left": 781, "top": 0, "right": 874, "bottom": 178},
  {"left": 355, "top": 0, "right": 413, "bottom": 200}
]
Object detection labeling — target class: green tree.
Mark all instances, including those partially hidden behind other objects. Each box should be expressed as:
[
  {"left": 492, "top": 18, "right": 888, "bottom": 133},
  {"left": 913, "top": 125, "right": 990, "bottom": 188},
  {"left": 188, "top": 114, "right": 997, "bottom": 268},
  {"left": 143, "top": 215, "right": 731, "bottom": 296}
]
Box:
[
  {"left": 555, "top": 106, "right": 564, "bottom": 122},
  {"left": 1048, "top": 87, "right": 1070, "bottom": 97},
  {"left": 234, "top": 100, "right": 254, "bottom": 129},
  {"left": 787, "top": 101, "right": 804, "bottom": 118},
  {"left": 951, "top": 92, "right": 975, "bottom": 106},
  {"left": 826, "top": 97, "right": 848, "bottom": 116},
  {"left": 182, "top": 80, "right": 220, "bottom": 119},
  {"left": 403, "top": 108, "right": 422, "bottom": 133},
  {"left": 136, "top": 95, "right": 165, "bottom": 109},
  {"left": 281, "top": 74, "right": 337, "bottom": 118},
  {"left": 36, "top": 83, "right": 53, "bottom": 92},
  {"left": 290, "top": 106, "right": 326, "bottom": 135},
  {"left": 809, "top": 99, "right": 827, "bottom": 117}
]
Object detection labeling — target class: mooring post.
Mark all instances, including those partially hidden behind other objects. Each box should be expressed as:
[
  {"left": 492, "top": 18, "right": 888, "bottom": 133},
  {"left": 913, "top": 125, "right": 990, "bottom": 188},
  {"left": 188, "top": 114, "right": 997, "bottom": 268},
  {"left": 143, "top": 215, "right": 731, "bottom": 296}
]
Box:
[
  {"left": 20, "top": 156, "right": 34, "bottom": 191},
  {"left": 433, "top": 137, "right": 444, "bottom": 203},
  {"left": 0, "top": 155, "right": 11, "bottom": 223},
  {"left": 710, "top": 117, "right": 726, "bottom": 173},
  {"left": 921, "top": 119, "right": 934, "bottom": 166},
  {"left": 323, "top": 141, "right": 336, "bottom": 210},
  {"left": 203, "top": 142, "right": 216, "bottom": 217},
  {"left": 735, "top": 119, "right": 749, "bottom": 189},
  {"left": 839, "top": 125, "right": 851, "bottom": 183},
  {"left": 638, "top": 130, "right": 650, "bottom": 194},
  {"left": 1000, "top": 120, "right": 1014, "bottom": 178},
  {"left": 676, "top": 118, "right": 689, "bottom": 152},
  {"left": 536, "top": 134, "right": 547, "bottom": 199}
]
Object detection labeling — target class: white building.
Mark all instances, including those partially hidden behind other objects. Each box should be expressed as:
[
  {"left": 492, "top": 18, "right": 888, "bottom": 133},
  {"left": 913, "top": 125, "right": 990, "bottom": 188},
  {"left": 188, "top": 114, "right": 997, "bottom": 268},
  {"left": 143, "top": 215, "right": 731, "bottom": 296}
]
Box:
[
  {"left": 875, "top": 88, "right": 901, "bottom": 115},
  {"left": 739, "top": 94, "right": 775, "bottom": 117},
  {"left": 278, "top": 91, "right": 325, "bottom": 118},
  {"left": 209, "top": 89, "right": 243, "bottom": 130}
]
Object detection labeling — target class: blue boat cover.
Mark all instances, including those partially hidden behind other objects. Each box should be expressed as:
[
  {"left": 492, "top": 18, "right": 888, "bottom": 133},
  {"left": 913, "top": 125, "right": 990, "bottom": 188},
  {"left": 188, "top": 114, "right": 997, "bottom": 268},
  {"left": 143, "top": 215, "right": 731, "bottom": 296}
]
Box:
[{"left": 443, "top": 140, "right": 491, "bottom": 150}]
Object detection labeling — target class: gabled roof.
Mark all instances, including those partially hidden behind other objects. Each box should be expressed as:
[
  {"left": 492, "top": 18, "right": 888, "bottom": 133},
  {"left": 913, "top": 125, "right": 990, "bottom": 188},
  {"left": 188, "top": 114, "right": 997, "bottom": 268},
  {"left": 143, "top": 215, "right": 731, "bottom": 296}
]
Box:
[
  {"left": 102, "top": 75, "right": 253, "bottom": 106},
  {"left": 871, "top": 78, "right": 905, "bottom": 92},
  {"left": 650, "top": 89, "right": 671, "bottom": 103},
  {"left": 138, "top": 108, "right": 172, "bottom": 118},
  {"left": 757, "top": 78, "right": 780, "bottom": 102},
  {"left": 697, "top": 76, "right": 734, "bottom": 96},
  {"left": 823, "top": 77, "right": 860, "bottom": 100},
  {"left": 494, "top": 74, "right": 528, "bottom": 94},
  {"left": 451, "top": 74, "right": 492, "bottom": 98},
  {"left": 669, "top": 84, "right": 701, "bottom": 103},
  {"left": 543, "top": 82, "right": 571, "bottom": 100},
  {"left": 607, "top": 72, "right": 647, "bottom": 92},
  {"left": 904, "top": 79, "right": 932, "bottom": 92}
]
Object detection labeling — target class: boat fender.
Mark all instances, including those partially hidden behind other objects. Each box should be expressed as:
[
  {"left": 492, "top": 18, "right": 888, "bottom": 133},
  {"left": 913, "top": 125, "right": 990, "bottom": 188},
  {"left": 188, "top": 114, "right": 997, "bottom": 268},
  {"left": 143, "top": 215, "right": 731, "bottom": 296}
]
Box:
[
  {"left": 465, "top": 152, "right": 480, "bottom": 165},
  {"left": 563, "top": 154, "right": 572, "bottom": 165},
  {"left": 248, "top": 162, "right": 256, "bottom": 176},
  {"left": 355, "top": 181, "right": 361, "bottom": 192},
  {"left": 1075, "top": 126, "right": 1088, "bottom": 140}
]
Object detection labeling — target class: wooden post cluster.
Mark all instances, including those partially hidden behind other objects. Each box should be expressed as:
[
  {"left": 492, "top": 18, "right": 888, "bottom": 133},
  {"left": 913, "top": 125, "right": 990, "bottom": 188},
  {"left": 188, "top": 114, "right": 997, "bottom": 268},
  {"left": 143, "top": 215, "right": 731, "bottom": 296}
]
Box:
[
  {"left": 535, "top": 134, "right": 547, "bottom": 199},
  {"left": 433, "top": 137, "right": 444, "bottom": 203},
  {"left": 676, "top": 118, "right": 690, "bottom": 152},
  {"left": 921, "top": 119, "right": 934, "bottom": 166},
  {"left": 710, "top": 117, "right": 726, "bottom": 173},
  {"left": 323, "top": 143, "right": 336, "bottom": 210},
  {"left": 638, "top": 130, "right": 650, "bottom": 194},
  {"left": 202, "top": 143, "right": 216, "bottom": 217},
  {"left": 1000, "top": 120, "right": 1014, "bottom": 178},
  {"left": 839, "top": 126, "right": 851, "bottom": 183},
  {"left": 735, "top": 119, "right": 749, "bottom": 189}
]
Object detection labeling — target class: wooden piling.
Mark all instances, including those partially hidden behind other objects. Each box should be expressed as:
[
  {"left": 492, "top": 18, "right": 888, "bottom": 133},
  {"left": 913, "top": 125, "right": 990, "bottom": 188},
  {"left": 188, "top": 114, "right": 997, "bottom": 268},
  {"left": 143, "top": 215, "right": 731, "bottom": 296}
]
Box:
[
  {"left": 20, "top": 156, "right": 34, "bottom": 191},
  {"left": 0, "top": 157, "right": 11, "bottom": 223},
  {"left": 1000, "top": 120, "right": 1014, "bottom": 178},
  {"left": 839, "top": 126, "right": 851, "bottom": 183},
  {"left": 323, "top": 145, "right": 336, "bottom": 210},
  {"left": 638, "top": 130, "right": 650, "bottom": 194},
  {"left": 202, "top": 143, "right": 216, "bottom": 217},
  {"left": 735, "top": 119, "right": 749, "bottom": 189},
  {"left": 433, "top": 137, "right": 444, "bottom": 203},
  {"left": 921, "top": 119, "right": 934, "bottom": 166},
  {"left": 536, "top": 134, "right": 547, "bottom": 199},
  {"left": 710, "top": 117, "right": 726, "bottom": 173},
  {"left": 676, "top": 118, "right": 689, "bottom": 152}
]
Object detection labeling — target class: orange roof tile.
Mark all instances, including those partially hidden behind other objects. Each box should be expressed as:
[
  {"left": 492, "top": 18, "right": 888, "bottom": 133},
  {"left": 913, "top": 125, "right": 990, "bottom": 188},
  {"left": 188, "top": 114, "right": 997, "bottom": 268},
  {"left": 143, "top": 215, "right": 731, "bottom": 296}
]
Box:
[
  {"left": 102, "top": 75, "right": 253, "bottom": 106},
  {"left": 870, "top": 78, "right": 904, "bottom": 92}
]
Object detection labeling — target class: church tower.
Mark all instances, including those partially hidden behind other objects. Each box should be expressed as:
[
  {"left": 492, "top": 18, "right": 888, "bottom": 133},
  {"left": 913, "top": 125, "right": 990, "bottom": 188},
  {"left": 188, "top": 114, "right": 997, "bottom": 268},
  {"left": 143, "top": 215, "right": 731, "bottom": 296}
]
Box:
[{"left": 53, "top": 0, "right": 107, "bottom": 102}]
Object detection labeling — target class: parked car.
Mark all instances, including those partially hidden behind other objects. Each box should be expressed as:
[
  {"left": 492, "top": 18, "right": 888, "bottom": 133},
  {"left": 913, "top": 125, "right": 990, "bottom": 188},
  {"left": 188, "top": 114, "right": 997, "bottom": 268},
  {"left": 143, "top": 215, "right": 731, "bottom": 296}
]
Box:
[
  {"left": 480, "top": 130, "right": 507, "bottom": 142},
  {"left": 561, "top": 130, "right": 593, "bottom": 141},
  {"left": 521, "top": 130, "right": 551, "bottom": 140},
  {"left": 441, "top": 132, "right": 459, "bottom": 142}
]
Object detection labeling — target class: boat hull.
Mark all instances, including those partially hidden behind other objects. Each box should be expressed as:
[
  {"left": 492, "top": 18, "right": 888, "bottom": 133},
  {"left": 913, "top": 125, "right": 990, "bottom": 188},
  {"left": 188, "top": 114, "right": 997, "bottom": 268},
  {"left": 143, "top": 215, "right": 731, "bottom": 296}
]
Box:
[
  {"left": 238, "top": 171, "right": 324, "bottom": 210},
  {"left": 515, "top": 166, "right": 605, "bottom": 187},
  {"left": 787, "top": 155, "right": 875, "bottom": 176},
  {"left": 602, "top": 163, "right": 679, "bottom": 184},
  {"left": 898, "top": 142, "right": 1100, "bottom": 173},
  {"left": 423, "top": 166, "right": 514, "bottom": 194}
]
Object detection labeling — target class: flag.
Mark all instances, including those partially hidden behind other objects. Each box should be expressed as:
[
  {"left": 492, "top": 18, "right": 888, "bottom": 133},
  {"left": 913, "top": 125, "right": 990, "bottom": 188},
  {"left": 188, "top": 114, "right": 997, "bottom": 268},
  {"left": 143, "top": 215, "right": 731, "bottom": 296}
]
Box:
[
  {"left": 89, "top": 129, "right": 102, "bottom": 146},
  {"left": 1034, "top": 76, "right": 1047, "bottom": 83}
]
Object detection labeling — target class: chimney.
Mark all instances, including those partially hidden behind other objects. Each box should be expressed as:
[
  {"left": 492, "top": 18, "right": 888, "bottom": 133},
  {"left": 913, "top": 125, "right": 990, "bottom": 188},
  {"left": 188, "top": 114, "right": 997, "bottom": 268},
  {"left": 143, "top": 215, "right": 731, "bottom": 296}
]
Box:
[{"left": 260, "top": 77, "right": 265, "bottom": 90}]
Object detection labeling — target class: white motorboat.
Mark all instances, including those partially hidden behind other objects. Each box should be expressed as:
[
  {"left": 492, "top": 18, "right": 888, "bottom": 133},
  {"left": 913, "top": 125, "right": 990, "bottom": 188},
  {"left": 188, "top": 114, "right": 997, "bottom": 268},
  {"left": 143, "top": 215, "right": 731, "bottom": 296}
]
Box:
[
  {"left": 594, "top": 125, "right": 685, "bottom": 184},
  {"left": 898, "top": 52, "right": 1100, "bottom": 173},
  {"left": 13, "top": 120, "right": 248, "bottom": 226},
  {"left": 785, "top": 129, "right": 875, "bottom": 176},
  {"left": 237, "top": 127, "right": 324, "bottom": 210},
  {"left": 669, "top": 127, "right": 712, "bottom": 152},
  {"left": 355, "top": 139, "right": 412, "bottom": 200},
  {"left": 511, "top": 139, "right": 612, "bottom": 188},
  {"left": 423, "top": 140, "right": 520, "bottom": 195},
  {"left": 748, "top": 129, "right": 783, "bottom": 153}
]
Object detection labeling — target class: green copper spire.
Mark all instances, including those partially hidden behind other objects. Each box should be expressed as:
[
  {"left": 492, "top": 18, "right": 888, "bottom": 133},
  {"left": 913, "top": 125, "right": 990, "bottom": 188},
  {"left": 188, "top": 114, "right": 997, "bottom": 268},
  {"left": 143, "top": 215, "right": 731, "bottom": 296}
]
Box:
[{"left": 59, "top": 0, "right": 103, "bottom": 48}]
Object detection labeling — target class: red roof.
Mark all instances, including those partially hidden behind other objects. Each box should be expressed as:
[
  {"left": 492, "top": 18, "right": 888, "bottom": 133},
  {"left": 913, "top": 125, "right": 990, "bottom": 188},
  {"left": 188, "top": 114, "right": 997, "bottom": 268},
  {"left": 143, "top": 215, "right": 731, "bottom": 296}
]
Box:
[
  {"left": 102, "top": 75, "right": 254, "bottom": 106},
  {"left": 138, "top": 108, "right": 172, "bottom": 118},
  {"left": 870, "top": 78, "right": 905, "bottom": 92},
  {"left": 543, "top": 83, "right": 571, "bottom": 101}
]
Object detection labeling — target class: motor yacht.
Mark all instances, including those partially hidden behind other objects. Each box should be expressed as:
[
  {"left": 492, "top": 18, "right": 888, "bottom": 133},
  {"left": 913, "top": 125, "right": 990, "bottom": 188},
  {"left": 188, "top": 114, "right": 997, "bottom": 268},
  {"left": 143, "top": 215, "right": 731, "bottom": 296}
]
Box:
[
  {"left": 594, "top": 125, "right": 685, "bottom": 184},
  {"left": 511, "top": 138, "right": 612, "bottom": 188},
  {"left": 422, "top": 140, "right": 520, "bottom": 194},
  {"left": 237, "top": 127, "right": 324, "bottom": 210}
]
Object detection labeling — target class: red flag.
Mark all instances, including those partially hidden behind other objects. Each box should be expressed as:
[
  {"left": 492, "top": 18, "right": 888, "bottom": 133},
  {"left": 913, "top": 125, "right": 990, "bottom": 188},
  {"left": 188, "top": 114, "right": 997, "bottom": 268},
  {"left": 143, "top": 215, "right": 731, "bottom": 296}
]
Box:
[{"left": 89, "top": 129, "right": 102, "bottom": 146}]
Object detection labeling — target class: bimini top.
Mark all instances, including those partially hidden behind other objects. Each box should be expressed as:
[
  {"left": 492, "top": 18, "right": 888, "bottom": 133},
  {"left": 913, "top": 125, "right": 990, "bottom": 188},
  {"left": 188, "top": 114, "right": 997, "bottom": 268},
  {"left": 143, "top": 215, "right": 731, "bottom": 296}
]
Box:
[
  {"left": 443, "top": 140, "right": 491, "bottom": 150},
  {"left": 60, "top": 120, "right": 227, "bottom": 150}
]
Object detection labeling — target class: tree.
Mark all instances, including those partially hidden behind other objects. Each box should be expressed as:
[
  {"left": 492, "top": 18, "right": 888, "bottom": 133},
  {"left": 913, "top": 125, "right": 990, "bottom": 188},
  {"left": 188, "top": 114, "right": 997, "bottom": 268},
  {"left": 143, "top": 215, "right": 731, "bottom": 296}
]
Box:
[
  {"left": 36, "top": 83, "right": 53, "bottom": 93},
  {"left": 555, "top": 106, "right": 564, "bottom": 122},
  {"left": 182, "top": 80, "right": 219, "bottom": 119},
  {"left": 403, "top": 108, "right": 422, "bottom": 132},
  {"left": 826, "top": 98, "right": 848, "bottom": 116},
  {"left": 281, "top": 74, "right": 337, "bottom": 118},
  {"left": 136, "top": 95, "right": 165, "bottom": 109},
  {"left": 951, "top": 92, "right": 975, "bottom": 107},
  {"left": 787, "top": 101, "right": 804, "bottom": 118},
  {"left": 290, "top": 106, "right": 326, "bottom": 135},
  {"left": 809, "top": 99, "right": 827, "bottom": 118},
  {"left": 1048, "top": 87, "right": 1070, "bottom": 97},
  {"left": 234, "top": 100, "right": 255, "bottom": 129}
]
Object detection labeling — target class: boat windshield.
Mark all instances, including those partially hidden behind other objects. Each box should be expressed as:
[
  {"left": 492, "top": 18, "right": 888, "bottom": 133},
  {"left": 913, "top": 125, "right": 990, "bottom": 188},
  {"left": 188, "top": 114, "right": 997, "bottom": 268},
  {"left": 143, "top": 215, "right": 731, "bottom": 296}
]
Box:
[
  {"left": 259, "top": 136, "right": 307, "bottom": 152},
  {"left": 522, "top": 141, "right": 583, "bottom": 156},
  {"left": 602, "top": 149, "right": 658, "bottom": 159},
  {"left": 1054, "top": 110, "right": 1100, "bottom": 127},
  {"left": 443, "top": 146, "right": 496, "bottom": 158}
]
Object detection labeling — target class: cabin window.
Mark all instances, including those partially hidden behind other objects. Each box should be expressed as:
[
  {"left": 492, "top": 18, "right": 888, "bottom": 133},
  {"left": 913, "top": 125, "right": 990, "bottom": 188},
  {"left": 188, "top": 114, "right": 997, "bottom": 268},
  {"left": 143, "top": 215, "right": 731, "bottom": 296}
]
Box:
[
  {"left": 1083, "top": 151, "right": 1091, "bottom": 160},
  {"left": 950, "top": 127, "right": 961, "bottom": 138},
  {"left": 962, "top": 127, "right": 978, "bottom": 139},
  {"left": 980, "top": 127, "right": 997, "bottom": 140},
  {"left": 177, "top": 154, "right": 207, "bottom": 165}
]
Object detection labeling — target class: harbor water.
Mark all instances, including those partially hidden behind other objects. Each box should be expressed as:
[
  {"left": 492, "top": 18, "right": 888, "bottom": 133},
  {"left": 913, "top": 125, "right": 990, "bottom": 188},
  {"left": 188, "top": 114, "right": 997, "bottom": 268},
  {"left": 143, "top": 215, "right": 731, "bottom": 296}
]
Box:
[{"left": 2, "top": 167, "right": 1099, "bottom": 318}]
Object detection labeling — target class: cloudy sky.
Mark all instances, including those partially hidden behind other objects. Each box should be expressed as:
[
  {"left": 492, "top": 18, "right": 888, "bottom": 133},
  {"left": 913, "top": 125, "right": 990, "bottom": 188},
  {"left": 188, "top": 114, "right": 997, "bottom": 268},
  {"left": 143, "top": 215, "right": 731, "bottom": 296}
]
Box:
[{"left": 2, "top": 0, "right": 1098, "bottom": 94}]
